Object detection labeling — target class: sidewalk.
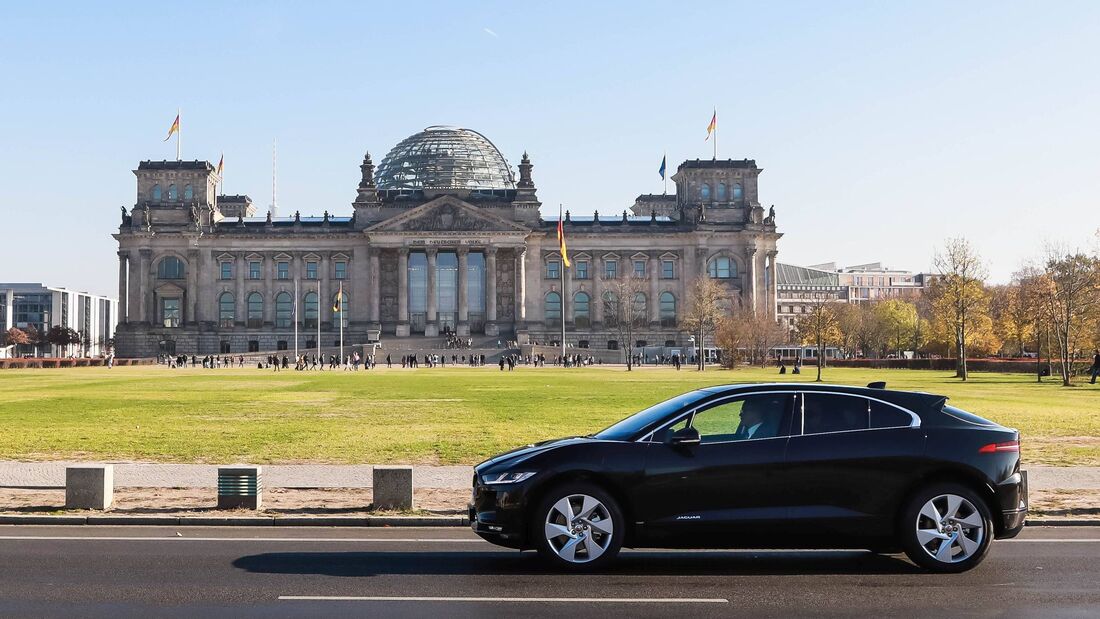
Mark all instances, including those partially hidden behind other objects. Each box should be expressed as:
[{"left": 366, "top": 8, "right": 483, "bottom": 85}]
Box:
[
  {"left": 0, "top": 462, "right": 471, "bottom": 489},
  {"left": 0, "top": 461, "right": 1095, "bottom": 491}
]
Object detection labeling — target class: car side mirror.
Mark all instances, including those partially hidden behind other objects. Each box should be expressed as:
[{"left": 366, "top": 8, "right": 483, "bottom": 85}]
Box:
[{"left": 667, "top": 426, "right": 700, "bottom": 446}]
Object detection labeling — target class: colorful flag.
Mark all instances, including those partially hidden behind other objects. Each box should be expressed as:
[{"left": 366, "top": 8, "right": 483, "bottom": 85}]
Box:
[
  {"left": 658, "top": 154, "right": 667, "bottom": 180},
  {"left": 705, "top": 109, "right": 716, "bottom": 142},
  {"left": 556, "top": 205, "right": 571, "bottom": 268},
  {"left": 164, "top": 113, "right": 180, "bottom": 142},
  {"left": 333, "top": 283, "right": 343, "bottom": 312},
  {"left": 216, "top": 153, "right": 224, "bottom": 176}
]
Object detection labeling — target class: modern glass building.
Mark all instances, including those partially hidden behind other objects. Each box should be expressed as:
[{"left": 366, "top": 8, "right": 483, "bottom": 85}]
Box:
[{"left": 0, "top": 283, "right": 117, "bottom": 357}]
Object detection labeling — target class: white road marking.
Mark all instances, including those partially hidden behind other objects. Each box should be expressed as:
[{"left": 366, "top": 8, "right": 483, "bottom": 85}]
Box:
[
  {"left": 1002, "top": 539, "right": 1100, "bottom": 543},
  {"left": 279, "top": 596, "right": 729, "bottom": 603},
  {"left": 0, "top": 535, "right": 483, "bottom": 543}
]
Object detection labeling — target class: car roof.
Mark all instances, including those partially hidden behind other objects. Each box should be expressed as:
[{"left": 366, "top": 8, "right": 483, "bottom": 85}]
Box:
[{"left": 698, "top": 383, "right": 946, "bottom": 415}]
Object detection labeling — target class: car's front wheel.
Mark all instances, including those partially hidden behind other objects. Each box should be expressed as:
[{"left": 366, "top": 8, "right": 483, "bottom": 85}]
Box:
[
  {"left": 532, "top": 482, "right": 624, "bottom": 570},
  {"left": 899, "top": 483, "right": 993, "bottom": 573}
]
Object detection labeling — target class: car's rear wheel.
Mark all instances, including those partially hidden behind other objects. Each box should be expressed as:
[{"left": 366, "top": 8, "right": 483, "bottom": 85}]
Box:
[
  {"left": 899, "top": 483, "right": 993, "bottom": 573},
  {"left": 532, "top": 482, "right": 623, "bottom": 570}
]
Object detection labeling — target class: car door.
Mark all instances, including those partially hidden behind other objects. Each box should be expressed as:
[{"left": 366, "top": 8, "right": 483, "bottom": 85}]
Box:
[
  {"left": 783, "top": 391, "right": 926, "bottom": 540},
  {"left": 635, "top": 391, "right": 796, "bottom": 547}
]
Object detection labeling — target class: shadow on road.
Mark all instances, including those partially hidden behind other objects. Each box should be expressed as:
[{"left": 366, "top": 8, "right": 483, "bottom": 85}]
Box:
[{"left": 232, "top": 549, "right": 921, "bottom": 577}]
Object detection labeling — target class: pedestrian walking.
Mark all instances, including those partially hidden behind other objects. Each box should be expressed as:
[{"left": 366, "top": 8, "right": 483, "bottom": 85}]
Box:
[{"left": 1090, "top": 348, "right": 1100, "bottom": 385}]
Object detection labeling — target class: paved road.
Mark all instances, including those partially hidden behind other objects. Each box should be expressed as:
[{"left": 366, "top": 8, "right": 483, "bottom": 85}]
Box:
[
  {"left": 2, "top": 462, "right": 1097, "bottom": 490},
  {"left": 0, "top": 526, "right": 1097, "bottom": 618}
]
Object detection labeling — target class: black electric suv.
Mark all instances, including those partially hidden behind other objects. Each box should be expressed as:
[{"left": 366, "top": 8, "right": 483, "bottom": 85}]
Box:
[{"left": 470, "top": 383, "right": 1027, "bottom": 572}]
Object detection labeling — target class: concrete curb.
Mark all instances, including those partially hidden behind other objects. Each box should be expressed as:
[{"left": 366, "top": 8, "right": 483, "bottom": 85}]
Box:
[{"left": 0, "top": 514, "right": 469, "bottom": 527}]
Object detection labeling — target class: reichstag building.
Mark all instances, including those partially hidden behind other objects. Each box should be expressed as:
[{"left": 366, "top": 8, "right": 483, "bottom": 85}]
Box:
[{"left": 113, "top": 126, "right": 782, "bottom": 357}]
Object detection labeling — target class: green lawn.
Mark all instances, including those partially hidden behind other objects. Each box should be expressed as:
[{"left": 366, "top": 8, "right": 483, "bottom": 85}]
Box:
[{"left": 0, "top": 365, "right": 1096, "bottom": 466}]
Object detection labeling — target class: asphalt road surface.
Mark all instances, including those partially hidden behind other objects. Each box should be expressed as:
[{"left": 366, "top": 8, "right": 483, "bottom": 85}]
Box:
[{"left": 0, "top": 525, "right": 1097, "bottom": 618}]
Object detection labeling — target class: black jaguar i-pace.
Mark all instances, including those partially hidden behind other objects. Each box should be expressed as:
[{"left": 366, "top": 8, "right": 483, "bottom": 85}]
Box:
[{"left": 470, "top": 383, "right": 1027, "bottom": 572}]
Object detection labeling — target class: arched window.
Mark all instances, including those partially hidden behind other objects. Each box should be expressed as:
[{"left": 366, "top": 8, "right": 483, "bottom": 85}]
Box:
[
  {"left": 157, "top": 256, "right": 185, "bottom": 279},
  {"left": 699, "top": 183, "right": 711, "bottom": 200},
  {"left": 660, "top": 291, "right": 677, "bottom": 327},
  {"left": 167, "top": 184, "right": 178, "bottom": 200},
  {"left": 708, "top": 256, "right": 736, "bottom": 279},
  {"left": 733, "top": 183, "right": 743, "bottom": 200},
  {"left": 152, "top": 184, "right": 162, "bottom": 201},
  {"left": 275, "top": 292, "right": 293, "bottom": 328},
  {"left": 545, "top": 291, "right": 561, "bottom": 323},
  {"left": 303, "top": 291, "right": 318, "bottom": 328},
  {"left": 716, "top": 183, "right": 728, "bottom": 201},
  {"left": 573, "top": 291, "right": 590, "bottom": 328},
  {"left": 218, "top": 292, "right": 235, "bottom": 327},
  {"left": 632, "top": 292, "right": 647, "bottom": 326},
  {"left": 247, "top": 292, "right": 263, "bottom": 328},
  {"left": 333, "top": 291, "right": 348, "bottom": 328},
  {"left": 183, "top": 184, "right": 193, "bottom": 200}
]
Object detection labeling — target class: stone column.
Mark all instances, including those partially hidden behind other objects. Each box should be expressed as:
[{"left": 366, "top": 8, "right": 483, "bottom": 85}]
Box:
[
  {"left": 397, "top": 248, "right": 409, "bottom": 335},
  {"left": 426, "top": 248, "right": 438, "bottom": 335},
  {"left": 369, "top": 248, "right": 381, "bottom": 323},
  {"left": 562, "top": 259, "right": 573, "bottom": 327},
  {"left": 351, "top": 246, "right": 370, "bottom": 324},
  {"left": 767, "top": 250, "right": 778, "bottom": 320},
  {"left": 649, "top": 254, "right": 660, "bottom": 324},
  {"left": 592, "top": 256, "right": 603, "bottom": 325},
  {"left": 485, "top": 247, "right": 497, "bottom": 322},
  {"left": 320, "top": 255, "right": 330, "bottom": 325},
  {"left": 745, "top": 246, "right": 758, "bottom": 315},
  {"left": 138, "top": 249, "right": 151, "bottom": 323},
  {"left": 457, "top": 248, "right": 469, "bottom": 334},
  {"left": 117, "top": 252, "right": 129, "bottom": 323},
  {"left": 235, "top": 254, "right": 245, "bottom": 326},
  {"left": 186, "top": 248, "right": 199, "bottom": 324},
  {"left": 263, "top": 253, "right": 274, "bottom": 325},
  {"left": 515, "top": 247, "right": 527, "bottom": 323}
]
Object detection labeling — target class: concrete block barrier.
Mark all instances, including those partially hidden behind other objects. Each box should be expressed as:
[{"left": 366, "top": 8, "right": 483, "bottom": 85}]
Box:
[
  {"left": 372, "top": 466, "right": 413, "bottom": 510},
  {"left": 65, "top": 465, "right": 113, "bottom": 510}
]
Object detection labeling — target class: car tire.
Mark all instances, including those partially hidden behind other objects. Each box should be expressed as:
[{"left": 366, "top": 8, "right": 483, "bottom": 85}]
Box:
[
  {"left": 899, "top": 482, "right": 994, "bottom": 573},
  {"left": 532, "top": 482, "right": 624, "bottom": 571}
]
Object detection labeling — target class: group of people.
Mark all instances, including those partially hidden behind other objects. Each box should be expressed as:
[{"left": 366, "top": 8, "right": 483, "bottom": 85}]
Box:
[
  {"left": 399, "top": 353, "right": 488, "bottom": 368},
  {"left": 261, "top": 352, "right": 385, "bottom": 371},
  {"left": 777, "top": 357, "right": 804, "bottom": 375},
  {"left": 161, "top": 354, "right": 244, "bottom": 369}
]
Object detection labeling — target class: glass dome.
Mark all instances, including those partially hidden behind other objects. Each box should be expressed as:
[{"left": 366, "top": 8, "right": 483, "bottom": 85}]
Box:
[{"left": 375, "top": 126, "right": 516, "bottom": 190}]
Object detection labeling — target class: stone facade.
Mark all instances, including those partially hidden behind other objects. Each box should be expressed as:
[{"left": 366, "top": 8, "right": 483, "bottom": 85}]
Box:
[{"left": 114, "top": 130, "right": 781, "bottom": 358}]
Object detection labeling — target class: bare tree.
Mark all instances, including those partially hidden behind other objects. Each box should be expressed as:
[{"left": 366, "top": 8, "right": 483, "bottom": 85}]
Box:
[
  {"left": 933, "top": 238, "right": 989, "bottom": 380},
  {"left": 602, "top": 275, "right": 649, "bottom": 371},
  {"left": 796, "top": 299, "right": 841, "bottom": 382},
  {"left": 1037, "top": 247, "right": 1100, "bottom": 386},
  {"left": 682, "top": 276, "right": 727, "bottom": 371}
]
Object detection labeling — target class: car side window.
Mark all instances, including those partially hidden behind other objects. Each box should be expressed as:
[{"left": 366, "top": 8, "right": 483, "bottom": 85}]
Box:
[
  {"left": 802, "top": 394, "right": 870, "bottom": 435},
  {"left": 691, "top": 394, "right": 792, "bottom": 443},
  {"left": 870, "top": 401, "right": 914, "bottom": 428}
]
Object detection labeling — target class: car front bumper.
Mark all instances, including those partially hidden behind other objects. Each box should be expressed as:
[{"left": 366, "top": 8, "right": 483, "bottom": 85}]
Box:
[{"left": 469, "top": 480, "right": 531, "bottom": 549}]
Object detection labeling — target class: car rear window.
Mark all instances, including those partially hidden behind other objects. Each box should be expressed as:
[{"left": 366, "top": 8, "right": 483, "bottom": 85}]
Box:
[
  {"left": 869, "top": 401, "right": 914, "bottom": 429},
  {"left": 942, "top": 404, "right": 997, "bottom": 427}
]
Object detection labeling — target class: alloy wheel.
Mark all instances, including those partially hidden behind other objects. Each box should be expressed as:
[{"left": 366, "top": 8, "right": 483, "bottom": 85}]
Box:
[
  {"left": 543, "top": 493, "right": 615, "bottom": 563},
  {"left": 914, "top": 493, "right": 985, "bottom": 564}
]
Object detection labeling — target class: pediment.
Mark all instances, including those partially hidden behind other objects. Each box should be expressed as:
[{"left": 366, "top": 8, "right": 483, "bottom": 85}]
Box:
[{"left": 367, "top": 196, "right": 530, "bottom": 233}]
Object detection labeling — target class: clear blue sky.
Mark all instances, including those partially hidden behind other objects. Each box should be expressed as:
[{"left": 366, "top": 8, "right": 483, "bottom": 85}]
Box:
[{"left": 2, "top": 1, "right": 1098, "bottom": 295}]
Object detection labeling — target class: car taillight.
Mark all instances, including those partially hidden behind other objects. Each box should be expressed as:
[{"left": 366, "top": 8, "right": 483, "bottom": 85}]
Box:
[{"left": 979, "top": 441, "right": 1019, "bottom": 454}]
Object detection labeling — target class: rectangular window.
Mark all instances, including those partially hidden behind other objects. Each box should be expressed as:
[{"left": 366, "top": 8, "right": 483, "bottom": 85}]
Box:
[
  {"left": 277, "top": 261, "right": 289, "bottom": 280},
  {"left": 161, "top": 298, "right": 180, "bottom": 328},
  {"left": 220, "top": 262, "right": 232, "bottom": 280},
  {"left": 546, "top": 260, "right": 560, "bottom": 279},
  {"left": 306, "top": 261, "right": 318, "bottom": 280},
  {"left": 605, "top": 260, "right": 617, "bottom": 279},
  {"left": 334, "top": 261, "right": 347, "bottom": 280},
  {"left": 803, "top": 393, "right": 870, "bottom": 435},
  {"left": 575, "top": 260, "right": 588, "bottom": 280},
  {"left": 248, "top": 340, "right": 259, "bottom": 353},
  {"left": 248, "top": 261, "right": 261, "bottom": 280},
  {"left": 633, "top": 260, "right": 646, "bottom": 277},
  {"left": 661, "top": 260, "right": 675, "bottom": 279}
]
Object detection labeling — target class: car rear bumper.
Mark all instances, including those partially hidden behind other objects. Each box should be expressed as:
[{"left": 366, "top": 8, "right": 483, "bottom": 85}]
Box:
[{"left": 994, "top": 470, "right": 1027, "bottom": 539}]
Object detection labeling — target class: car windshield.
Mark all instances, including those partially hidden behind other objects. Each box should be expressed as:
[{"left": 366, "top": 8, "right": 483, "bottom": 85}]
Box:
[{"left": 593, "top": 390, "right": 710, "bottom": 441}]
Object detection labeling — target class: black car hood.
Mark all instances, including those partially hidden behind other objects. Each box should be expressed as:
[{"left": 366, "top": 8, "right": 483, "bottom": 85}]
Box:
[{"left": 476, "top": 436, "right": 590, "bottom": 471}]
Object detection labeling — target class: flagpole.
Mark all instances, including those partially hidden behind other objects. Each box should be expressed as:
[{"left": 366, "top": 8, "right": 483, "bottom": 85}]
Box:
[
  {"left": 559, "top": 205, "right": 566, "bottom": 364},
  {"left": 338, "top": 283, "right": 344, "bottom": 365},
  {"left": 176, "top": 107, "right": 181, "bottom": 161},
  {"left": 316, "top": 281, "right": 321, "bottom": 363},
  {"left": 294, "top": 278, "right": 299, "bottom": 361},
  {"left": 713, "top": 107, "right": 717, "bottom": 161}
]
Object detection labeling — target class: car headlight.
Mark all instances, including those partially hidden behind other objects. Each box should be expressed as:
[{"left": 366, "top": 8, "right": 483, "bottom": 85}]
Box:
[{"left": 481, "top": 471, "right": 537, "bottom": 485}]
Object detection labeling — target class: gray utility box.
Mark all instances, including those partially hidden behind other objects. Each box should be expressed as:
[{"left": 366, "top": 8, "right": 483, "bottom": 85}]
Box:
[
  {"left": 217, "top": 466, "right": 262, "bottom": 510},
  {"left": 373, "top": 465, "right": 414, "bottom": 511}
]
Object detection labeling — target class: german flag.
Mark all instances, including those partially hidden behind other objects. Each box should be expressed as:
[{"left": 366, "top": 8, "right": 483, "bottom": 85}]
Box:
[
  {"left": 164, "top": 113, "right": 180, "bottom": 142},
  {"left": 557, "top": 205, "right": 570, "bottom": 268},
  {"left": 705, "top": 108, "right": 716, "bottom": 142}
]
